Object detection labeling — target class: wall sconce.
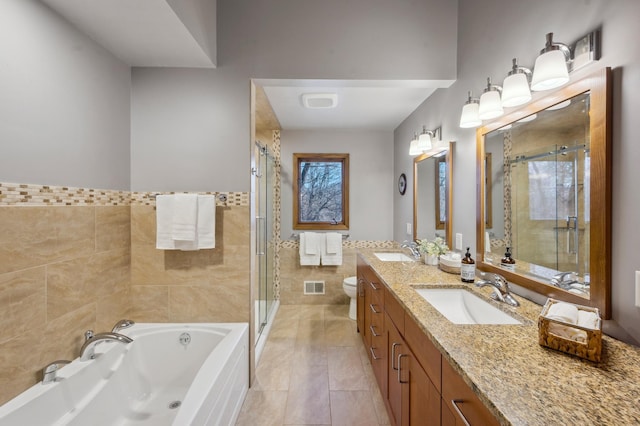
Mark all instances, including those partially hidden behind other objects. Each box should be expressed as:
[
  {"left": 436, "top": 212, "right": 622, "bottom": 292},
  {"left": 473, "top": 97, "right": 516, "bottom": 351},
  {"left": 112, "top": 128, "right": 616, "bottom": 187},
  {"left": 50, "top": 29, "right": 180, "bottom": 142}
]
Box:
[
  {"left": 409, "top": 133, "right": 421, "bottom": 156},
  {"left": 417, "top": 125, "right": 434, "bottom": 152},
  {"left": 530, "top": 32, "right": 571, "bottom": 91},
  {"left": 478, "top": 78, "right": 503, "bottom": 120},
  {"left": 459, "top": 91, "right": 481, "bottom": 128},
  {"left": 501, "top": 58, "right": 532, "bottom": 107}
]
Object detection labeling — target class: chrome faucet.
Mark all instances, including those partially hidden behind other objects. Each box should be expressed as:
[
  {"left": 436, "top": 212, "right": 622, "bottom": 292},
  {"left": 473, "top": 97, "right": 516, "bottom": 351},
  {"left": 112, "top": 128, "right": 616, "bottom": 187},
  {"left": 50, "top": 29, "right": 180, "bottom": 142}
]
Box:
[
  {"left": 111, "top": 319, "right": 135, "bottom": 333},
  {"left": 550, "top": 272, "right": 579, "bottom": 289},
  {"left": 42, "top": 360, "right": 71, "bottom": 384},
  {"left": 475, "top": 272, "right": 520, "bottom": 307},
  {"left": 400, "top": 241, "right": 421, "bottom": 259},
  {"left": 79, "top": 330, "right": 133, "bottom": 361}
]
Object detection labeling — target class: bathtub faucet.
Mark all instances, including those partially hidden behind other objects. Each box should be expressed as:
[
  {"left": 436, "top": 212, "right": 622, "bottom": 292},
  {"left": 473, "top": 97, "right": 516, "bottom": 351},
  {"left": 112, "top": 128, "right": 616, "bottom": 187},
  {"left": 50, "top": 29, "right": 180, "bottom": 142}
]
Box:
[
  {"left": 79, "top": 330, "right": 133, "bottom": 361},
  {"left": 42, "top": 360, "right": 71, "bottom": 384},
  {"left": 112, "top": 319, "right": 135, "bottom": 333}
]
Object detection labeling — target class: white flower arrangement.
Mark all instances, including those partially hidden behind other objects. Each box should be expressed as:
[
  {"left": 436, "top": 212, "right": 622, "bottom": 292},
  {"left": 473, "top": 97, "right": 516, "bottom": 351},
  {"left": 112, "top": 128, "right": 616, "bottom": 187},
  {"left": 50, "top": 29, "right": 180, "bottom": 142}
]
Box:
[{"left": 417, "top": 237, "right": 449, "bottom": 256}]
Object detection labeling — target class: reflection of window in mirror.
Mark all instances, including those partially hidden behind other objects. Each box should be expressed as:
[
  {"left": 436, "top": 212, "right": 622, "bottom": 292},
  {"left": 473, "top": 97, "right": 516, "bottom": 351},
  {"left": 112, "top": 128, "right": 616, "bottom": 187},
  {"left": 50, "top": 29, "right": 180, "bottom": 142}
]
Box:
[
  {"left": 485, "top": 153, "right": 492, "bottom": 229},
  {"left": 293, "top": 153, "right": 349, "bottom": 230},
  {"left": 435, "top": 155, "right": 447, "bottom": 230}
]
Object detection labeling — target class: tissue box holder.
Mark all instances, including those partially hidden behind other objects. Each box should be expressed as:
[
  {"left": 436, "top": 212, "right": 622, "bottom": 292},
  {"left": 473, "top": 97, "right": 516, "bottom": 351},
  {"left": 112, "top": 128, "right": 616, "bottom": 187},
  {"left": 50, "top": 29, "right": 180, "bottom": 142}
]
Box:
[
  {"left": 538, "top": 298, "right": 602, "bottom": 362},
  {"left": 438, "top": 256, "right": 461, "bottom": 275}
]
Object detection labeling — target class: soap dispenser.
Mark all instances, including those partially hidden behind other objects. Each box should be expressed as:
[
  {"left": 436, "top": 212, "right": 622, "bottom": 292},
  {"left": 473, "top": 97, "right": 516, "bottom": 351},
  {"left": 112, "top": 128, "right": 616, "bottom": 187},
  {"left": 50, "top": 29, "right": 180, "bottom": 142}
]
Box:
[
  {"left": 460, "top": 247, "right": 475, "bottom": 283},
  {"left": 501, "top": 247, "right": 516, "bottom": 272}
]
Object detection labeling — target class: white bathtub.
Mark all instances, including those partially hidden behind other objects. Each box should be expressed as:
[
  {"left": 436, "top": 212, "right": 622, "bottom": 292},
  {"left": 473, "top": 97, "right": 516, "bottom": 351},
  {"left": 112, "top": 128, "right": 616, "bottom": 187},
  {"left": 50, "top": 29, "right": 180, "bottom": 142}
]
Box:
[{"left": 0, "top": 322, "right": 249, "bottom": 426}]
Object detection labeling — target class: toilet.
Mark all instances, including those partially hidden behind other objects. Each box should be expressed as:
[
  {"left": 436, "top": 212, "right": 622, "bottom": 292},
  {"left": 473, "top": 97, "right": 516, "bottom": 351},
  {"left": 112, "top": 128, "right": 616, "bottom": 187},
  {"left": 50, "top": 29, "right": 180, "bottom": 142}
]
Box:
[{"left": 342, "top": 276, "right": 358, "bottom": 320}]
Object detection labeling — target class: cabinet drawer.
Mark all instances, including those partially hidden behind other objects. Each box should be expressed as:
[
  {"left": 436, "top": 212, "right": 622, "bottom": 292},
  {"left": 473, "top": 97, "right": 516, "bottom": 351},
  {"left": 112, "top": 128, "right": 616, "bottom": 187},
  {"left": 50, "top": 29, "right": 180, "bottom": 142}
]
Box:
[
  {"left": 404, "top": 312, "right": 442, "bottom": 393},
  {"left": 441, "top": 359, "right": 499, "bottom": 426}
]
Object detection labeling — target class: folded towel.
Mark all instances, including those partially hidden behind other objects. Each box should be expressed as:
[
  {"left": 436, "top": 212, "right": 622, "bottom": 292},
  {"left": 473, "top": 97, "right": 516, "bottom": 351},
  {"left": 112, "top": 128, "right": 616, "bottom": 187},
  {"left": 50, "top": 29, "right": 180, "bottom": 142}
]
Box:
[
  {"left": 325, "top": 233, "right": 342, "bottom": 254},
  {"left": 156, "top": 195, "right": 175, "bottom": 249},
  {"left": 172, "top": 194, "right": 198, "bottom": 241},
  {"left": 548, "top": 323, "right": 587, "bottom": 343},
  {"left": 196, "top": 195, "right": 216, "bottom": 249},
  {"left": 299, "top": 233, "right": 320, "bottom": 266},
  {"left": 547, "top": 302, "right": 579, "bottom": 324},
  {"left": 321, "top": 233, "right": 342, "bottom": 266},
  {"left": 485, "top": 232, "right": 491, "bottom": 253},
  {"left": 304, "top": 232, "right": 319, "bottom": 255},
  {"left": 577, "top": 310, "right": 599, "bottom": 330}
]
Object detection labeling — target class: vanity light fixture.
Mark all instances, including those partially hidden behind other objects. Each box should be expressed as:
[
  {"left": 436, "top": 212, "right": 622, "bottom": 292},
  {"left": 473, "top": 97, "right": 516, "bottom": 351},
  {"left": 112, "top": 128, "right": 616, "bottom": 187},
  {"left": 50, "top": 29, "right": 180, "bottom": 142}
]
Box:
[
  {"left": 417, "top": 125, "right": 435, "bottom": 152},
  {"left": 409, "top": 133, "right": 421, "bottom": 156},
  {"left": 501, "top": 58, "right": 532, "bottom": 108},
  {"left": 459, "top": 91, "right": 482, "bottom": 128},
  {"left": 478, "top": 78, "right": 504, "bottom": 120},
  {"left": 531, "top": 33, "right": 571, "bottom": 91}
]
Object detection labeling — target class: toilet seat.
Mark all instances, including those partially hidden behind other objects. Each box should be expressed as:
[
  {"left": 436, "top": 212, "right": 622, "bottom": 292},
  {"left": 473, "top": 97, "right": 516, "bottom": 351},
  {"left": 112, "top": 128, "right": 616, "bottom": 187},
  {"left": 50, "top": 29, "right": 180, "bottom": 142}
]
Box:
[{"left": 343, "top": 276, "right": 357, "bottom": 287}]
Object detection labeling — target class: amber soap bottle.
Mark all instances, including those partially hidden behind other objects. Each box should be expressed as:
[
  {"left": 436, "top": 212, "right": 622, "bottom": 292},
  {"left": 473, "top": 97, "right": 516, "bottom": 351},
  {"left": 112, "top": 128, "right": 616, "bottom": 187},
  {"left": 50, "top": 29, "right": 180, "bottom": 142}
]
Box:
[
  {"left": 460, "top": 247, "right": 475, "bottom": 283},
  {"left": 501, "top": 247, "right": 516, "bottom": 272}
]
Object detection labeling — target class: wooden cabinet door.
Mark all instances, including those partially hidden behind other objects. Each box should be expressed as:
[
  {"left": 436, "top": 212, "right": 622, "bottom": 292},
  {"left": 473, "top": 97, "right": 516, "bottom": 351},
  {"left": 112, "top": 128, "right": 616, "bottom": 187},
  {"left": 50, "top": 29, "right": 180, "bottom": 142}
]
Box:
[
  {"left": 386, "top": 314, "right": 404, "bottom": 426},
  {"left": 401, "top": 351, "right": 440, "bottom": 426}
]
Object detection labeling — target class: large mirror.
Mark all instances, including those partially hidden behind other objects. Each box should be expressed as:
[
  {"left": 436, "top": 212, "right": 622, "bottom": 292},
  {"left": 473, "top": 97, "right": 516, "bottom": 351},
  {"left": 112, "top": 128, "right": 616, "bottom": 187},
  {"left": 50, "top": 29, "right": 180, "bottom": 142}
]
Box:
[
  {"left": 414, "top": 142, "right": 454, "bottom": 248},
  {"left": 477, "top": 68, "right": 611, "bottom": 318}
]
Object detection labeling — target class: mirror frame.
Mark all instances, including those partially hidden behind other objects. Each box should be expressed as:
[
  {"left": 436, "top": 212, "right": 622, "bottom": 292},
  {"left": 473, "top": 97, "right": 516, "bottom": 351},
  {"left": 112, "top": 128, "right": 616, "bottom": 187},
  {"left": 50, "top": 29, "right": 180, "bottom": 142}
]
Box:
[
  {"left": 476, "top": 68, "right": 612, "bottom": 318},
  {"left": 413, "top": 141, "right": 454, "bottom": 247}
]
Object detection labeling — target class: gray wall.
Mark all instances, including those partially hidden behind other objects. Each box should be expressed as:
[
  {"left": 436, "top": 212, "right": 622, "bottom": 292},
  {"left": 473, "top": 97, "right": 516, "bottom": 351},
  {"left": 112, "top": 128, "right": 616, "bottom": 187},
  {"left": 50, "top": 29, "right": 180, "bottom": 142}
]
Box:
[
  {"left": 0, "top": 0, "right": 131, "bottom": 190},
  {"left": 281, "top": 129, "right": 394, "bottom": 241},
  {"left": 393, "top": 0, "right": 640, "bottom": 343},
  {"left": 130, "top": 0, "right": 458, "bottom": 192}
]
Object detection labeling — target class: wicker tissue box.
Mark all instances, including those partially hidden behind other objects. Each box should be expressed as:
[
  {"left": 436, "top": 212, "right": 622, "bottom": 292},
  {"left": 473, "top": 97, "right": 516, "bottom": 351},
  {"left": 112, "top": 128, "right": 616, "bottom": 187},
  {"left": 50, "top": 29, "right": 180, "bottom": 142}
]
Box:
[{"left": 538, "top": 298, "right": 602, "bottom": 362}]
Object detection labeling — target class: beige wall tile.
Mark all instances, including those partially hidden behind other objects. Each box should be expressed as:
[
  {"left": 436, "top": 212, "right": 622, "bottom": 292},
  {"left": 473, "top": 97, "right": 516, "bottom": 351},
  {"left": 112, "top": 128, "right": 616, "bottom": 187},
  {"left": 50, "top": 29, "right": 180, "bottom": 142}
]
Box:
[
  {"left": 130, "top": 205, "right": 156, "bottom": 246},
  {"left": 41, "top": 303, "right": 96, "bottom": 365},
  {"left": 0, "top": 206, "right": 95, "bottom": 274},
  {"left": 130, "top": 285, "right": 169, "bottom": 322},
  {"left": 47, "top": 248, "right": 130, "bottom": 321},
  {"left": 96, "top": 206, "right": 131, "bottom": 252},
  {"left": 96, "top": 287, "right": 132, "bottom": 332},
  {"left": 0, "top": 328, "right": 43, "bottom": 405},
  {"left": 169, "top": 284, "right": 249, "bottom": 322},
  {"left": 0, "top": 267, "right": 46, "bottom": 345}
]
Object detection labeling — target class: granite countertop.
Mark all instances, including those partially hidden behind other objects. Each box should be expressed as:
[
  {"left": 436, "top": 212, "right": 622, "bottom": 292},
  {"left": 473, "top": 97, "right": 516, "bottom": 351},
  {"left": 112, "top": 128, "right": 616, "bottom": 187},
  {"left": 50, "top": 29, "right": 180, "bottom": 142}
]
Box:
[{"left": 358, "top": 249, "right": 640, "bottom": 426}]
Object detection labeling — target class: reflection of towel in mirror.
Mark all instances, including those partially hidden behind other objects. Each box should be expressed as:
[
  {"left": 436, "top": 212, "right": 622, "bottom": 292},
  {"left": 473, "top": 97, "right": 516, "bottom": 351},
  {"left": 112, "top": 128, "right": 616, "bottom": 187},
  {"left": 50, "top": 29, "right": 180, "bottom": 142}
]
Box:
[{"left": 299, "top": 233, "right": 320, "bottom": 265}]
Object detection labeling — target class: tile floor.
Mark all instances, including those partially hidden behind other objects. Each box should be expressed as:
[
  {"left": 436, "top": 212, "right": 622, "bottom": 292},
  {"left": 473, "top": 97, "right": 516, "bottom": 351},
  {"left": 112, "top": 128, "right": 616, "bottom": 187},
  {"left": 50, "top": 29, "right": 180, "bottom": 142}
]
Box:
[{"left": 235, "top": 304, "right": 390, "bottom": 426}]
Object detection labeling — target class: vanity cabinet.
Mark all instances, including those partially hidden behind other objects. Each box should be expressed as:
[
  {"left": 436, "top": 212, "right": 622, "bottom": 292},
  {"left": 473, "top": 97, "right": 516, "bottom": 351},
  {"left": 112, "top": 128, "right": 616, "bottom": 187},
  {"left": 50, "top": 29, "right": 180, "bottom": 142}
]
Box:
[
  {"left": 357, "top": 255, "right": 499, "bottom": 426},
  {"left": 357, "top": 258, "right": 387, "bottom": 393}
]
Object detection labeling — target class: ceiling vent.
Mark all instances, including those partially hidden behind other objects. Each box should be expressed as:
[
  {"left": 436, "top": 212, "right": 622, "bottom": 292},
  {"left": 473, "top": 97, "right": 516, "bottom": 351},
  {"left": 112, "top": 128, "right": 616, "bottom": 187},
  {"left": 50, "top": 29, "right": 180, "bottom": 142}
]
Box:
[{"left": 301, "top": 93, "right": 338, "bottom": 109}]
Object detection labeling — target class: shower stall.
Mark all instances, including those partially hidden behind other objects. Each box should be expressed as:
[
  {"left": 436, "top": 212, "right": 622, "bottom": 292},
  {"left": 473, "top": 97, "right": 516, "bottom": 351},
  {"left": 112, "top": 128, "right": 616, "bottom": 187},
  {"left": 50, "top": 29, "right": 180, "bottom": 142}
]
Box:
[{"left": 254, "top": 141, "right": 278, "bottom": 353}]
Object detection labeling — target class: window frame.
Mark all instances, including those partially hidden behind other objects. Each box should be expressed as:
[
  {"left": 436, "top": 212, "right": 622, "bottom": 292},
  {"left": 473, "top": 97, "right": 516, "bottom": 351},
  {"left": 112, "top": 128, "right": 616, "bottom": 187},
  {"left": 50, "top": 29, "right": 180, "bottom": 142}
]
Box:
[{"left": 293, "top": 153, "right": 350, "bottom": 230}]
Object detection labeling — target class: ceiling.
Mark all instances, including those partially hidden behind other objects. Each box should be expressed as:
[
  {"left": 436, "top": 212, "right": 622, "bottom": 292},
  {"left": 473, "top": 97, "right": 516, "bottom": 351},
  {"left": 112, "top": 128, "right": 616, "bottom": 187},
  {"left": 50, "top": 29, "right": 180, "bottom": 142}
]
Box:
[
  {"left": 41, "top": 0, "right": 215, "bottom": 67},
  {"left": 258, "top": 79, "right": 447, "bottom": 131}
]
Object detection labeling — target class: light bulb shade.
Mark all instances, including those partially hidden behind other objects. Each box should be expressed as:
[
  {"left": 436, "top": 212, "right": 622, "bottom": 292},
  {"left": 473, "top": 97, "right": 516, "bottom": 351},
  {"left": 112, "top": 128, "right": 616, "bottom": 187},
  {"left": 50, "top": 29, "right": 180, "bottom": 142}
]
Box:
[
  {"left": 501, "top": 72, "right": 532, "bottom": 107},
  {"left": 409, "top": 139, "right": 421, "bottom": 156},
  {"left": 417, "top": 133, "right": 433, "bottom": 152},
  {"left": 459, "top": 102, "right": 482, "bottom": 128},
  {"left": 478, "top": 90, "right": 504, "bottom": 120},
  {"left": 531, "top": 50, "right": 569, "bottom": 91}
]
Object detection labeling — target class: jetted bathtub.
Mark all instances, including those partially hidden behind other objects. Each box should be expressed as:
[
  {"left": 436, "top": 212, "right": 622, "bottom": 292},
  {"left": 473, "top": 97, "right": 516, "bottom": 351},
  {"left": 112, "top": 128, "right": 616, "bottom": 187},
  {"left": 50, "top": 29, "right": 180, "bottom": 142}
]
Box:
[{"left": 0, "top": 322, "right": 249, "bottom": 426}]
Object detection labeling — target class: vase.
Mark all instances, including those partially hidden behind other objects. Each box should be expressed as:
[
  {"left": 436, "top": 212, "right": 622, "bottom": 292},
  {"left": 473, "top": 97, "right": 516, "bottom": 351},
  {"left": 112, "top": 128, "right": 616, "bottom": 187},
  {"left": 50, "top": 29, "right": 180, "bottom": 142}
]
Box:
[{"left": 425, "top": 254, "right": 439, "bottom": 266}]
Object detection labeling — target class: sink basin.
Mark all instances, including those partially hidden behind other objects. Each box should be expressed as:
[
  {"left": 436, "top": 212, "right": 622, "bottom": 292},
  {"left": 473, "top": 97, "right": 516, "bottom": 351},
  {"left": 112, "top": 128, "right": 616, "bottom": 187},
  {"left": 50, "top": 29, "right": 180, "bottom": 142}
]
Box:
[
  {"left": 374, "top": 252, "right": 415, "bottom": 262},
  {"left": 415, "top": 288, "right": 521, "bottom": 325}
]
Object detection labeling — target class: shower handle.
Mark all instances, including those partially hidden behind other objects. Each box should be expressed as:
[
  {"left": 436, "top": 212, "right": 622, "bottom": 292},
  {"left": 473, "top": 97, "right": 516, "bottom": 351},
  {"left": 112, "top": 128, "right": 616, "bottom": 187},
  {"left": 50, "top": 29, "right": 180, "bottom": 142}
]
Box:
[{"left": 256, "top": 216, "right": 265, "bottom": 256}]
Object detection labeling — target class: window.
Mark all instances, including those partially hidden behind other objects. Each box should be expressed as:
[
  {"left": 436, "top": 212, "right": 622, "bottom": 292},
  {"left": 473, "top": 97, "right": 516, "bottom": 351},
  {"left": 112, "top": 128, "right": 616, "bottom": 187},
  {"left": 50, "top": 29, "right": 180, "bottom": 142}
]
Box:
[{"left": 293, "top": 153, "right": 349, "bottom": 230}]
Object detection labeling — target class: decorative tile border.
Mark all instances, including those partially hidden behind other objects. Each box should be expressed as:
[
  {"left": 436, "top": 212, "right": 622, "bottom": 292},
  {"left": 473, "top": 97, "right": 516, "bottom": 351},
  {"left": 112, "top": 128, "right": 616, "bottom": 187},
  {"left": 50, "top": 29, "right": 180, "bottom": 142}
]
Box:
[
  {"left": 0, "top": 182, "right": 129, "bottom": 206},
  {"left": 0, "top": 182, "right": 249, "bottom": 207},
  {"left": 280, "top": 239, "right": 396, "bottom": 250}
]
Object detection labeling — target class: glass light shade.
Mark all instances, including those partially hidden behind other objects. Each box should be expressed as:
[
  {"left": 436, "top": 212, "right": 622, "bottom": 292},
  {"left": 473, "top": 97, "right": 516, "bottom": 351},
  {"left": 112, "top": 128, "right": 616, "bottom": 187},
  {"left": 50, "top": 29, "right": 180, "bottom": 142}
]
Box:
[
  {"left": 417, "top": 132, "right": 433, "bottom": 152},
  {"left": 501, "top": 73, "right": 532, "bottom": 107},
  {"left": 517, "top": 113, "right": 537, "bottom": 123},
  {"left": 459, "top": 102, "right": 482, "bottom": 128},
  {"left": 409, "top": 138, "right": 421, "bottom": 156},
  {"left": 478, "top": 90, "right": 504, "bottom": 120},
  {"left": 531, "top": 50, "right": 569, "bottom": 91}
]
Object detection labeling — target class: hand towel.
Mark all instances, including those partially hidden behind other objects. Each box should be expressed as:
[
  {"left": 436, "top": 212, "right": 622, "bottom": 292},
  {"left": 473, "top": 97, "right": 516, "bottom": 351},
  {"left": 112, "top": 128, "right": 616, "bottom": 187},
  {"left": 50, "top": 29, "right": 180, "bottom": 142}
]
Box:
[
  {"left": 547, "top": 302, "right": 579, "bottom": 324},
  {"left": 156, "top": 195, "right": 175, "bottom": 249},
  {"left": 577, "top": 310, "right": 599, "bottom": 330},
  {"left": 171, "top": 194, "right": 198, "bottom": 241},
  {"left": 548, "top": 323, "right": 587, "bottom": 343},
  {"left": 196, "top": 195, "right": 216, "bottom": 249},
  {"left": 321, "top": 233, "right": 342, "bottom": 266},
  {"left": 304, "top": 232, "right": 319, "bottom": 255},
  {"left": 299, "top": 233, "right": 320, "bottom": 265}
]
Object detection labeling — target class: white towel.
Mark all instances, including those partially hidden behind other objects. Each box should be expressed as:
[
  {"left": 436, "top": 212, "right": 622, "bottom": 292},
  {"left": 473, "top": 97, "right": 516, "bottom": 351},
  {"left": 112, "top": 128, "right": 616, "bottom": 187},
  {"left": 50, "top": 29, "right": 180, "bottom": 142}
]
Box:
[
  {"left": 321, "top": 233, "right": 342, "bottom": 266},
  {"left": 196, "top": 195, "right": 216, "bottom": 249},
  {"left": 156, "top": 195, "right": 176, "bottom": 249},
  {"left": 548, "top": 323, "right": 587, "bottom": 343},
  {"left": 304, "top": 232, "right": 319, "bottom": 254},
  {"left": 172, "top": 194, "right": 198, "bottom": 241},
  {"left": 547, "top": 302, "right": 579, "bottom": 324},
  {"left": 577, "top": 310, "right": 599, "bottom": 330},
  {"left": 299, "top": 233, "right": 320, "bottom": 265}
]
